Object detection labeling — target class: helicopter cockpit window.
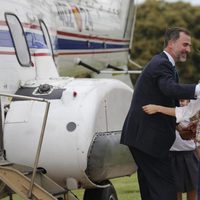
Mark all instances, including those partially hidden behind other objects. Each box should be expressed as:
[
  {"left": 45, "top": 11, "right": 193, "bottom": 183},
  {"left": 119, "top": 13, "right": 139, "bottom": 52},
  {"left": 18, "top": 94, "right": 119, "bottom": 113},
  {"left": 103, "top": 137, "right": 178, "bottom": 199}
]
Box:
[
  {"left": 5, "top": 13, "right": 31, "bottom": 67},
  {"left": 39, "top": 20, "right": 54, "bottom": 59}
]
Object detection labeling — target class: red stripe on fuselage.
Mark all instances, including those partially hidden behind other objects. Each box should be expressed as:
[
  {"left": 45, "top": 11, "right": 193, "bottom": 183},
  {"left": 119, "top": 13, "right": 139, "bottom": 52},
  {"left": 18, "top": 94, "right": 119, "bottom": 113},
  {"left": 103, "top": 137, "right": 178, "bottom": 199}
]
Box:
[
  {"left": 0, "top": 51, "right": 50, "bottom": 56},
  {"left": 57, "top": 49, "right": 129, "bottom": 56},
  {"left": 57, "top": 31, "right": 129, "bottom": 43}
]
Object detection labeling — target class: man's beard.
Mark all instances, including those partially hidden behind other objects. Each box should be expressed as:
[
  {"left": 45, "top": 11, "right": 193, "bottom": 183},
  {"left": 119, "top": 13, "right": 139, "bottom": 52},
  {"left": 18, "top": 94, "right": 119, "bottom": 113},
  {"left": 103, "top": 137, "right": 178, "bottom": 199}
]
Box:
[{"left": 177, "top": 52, "right": 187, "bottom": 62}]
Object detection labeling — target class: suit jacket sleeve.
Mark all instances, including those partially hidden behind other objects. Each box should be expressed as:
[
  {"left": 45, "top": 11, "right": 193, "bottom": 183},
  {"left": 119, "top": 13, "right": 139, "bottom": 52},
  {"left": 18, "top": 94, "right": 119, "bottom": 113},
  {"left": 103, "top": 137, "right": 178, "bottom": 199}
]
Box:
[{"left": 153, "top": 61, "right": 196, "bottom": 99}]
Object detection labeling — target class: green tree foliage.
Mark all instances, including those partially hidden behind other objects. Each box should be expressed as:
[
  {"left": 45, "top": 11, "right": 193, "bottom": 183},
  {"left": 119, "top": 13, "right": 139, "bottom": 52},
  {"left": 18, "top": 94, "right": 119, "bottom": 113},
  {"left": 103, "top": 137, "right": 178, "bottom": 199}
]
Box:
[{"left": 130, "top": 0, "right": 200, "bottom": 84}]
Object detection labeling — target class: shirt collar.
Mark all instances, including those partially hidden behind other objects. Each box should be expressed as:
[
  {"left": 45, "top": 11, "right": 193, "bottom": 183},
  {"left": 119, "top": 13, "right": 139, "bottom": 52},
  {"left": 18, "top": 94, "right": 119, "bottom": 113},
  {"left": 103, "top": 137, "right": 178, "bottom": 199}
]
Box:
[{"left": 163, "top": 51, "right": 175, "bottom": 66}]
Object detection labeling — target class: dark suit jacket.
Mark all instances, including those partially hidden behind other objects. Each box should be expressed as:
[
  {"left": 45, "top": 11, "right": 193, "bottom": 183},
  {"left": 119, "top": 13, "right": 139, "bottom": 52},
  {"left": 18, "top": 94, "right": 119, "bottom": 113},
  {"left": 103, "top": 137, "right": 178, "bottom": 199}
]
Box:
[{"left": 120, "top": 52, "right": 196, "bottom": 158}]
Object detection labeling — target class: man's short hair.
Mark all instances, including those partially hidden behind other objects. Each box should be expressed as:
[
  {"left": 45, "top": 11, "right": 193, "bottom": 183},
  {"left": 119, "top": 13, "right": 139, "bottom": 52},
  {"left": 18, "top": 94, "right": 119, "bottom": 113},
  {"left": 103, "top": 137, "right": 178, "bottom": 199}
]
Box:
[{"left": 164, "top": 27, "right": 190, "bottom": 47}]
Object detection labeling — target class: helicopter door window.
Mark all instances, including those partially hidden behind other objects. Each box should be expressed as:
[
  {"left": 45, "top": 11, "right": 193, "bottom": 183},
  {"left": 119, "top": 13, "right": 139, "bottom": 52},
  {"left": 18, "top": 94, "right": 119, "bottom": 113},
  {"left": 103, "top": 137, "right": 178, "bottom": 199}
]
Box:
[
  {"left": 5, "top": 13, "right": 31, "bottom": 67},
  {"left": 39, "top": 20, "right": 54, "bottom": 59}
]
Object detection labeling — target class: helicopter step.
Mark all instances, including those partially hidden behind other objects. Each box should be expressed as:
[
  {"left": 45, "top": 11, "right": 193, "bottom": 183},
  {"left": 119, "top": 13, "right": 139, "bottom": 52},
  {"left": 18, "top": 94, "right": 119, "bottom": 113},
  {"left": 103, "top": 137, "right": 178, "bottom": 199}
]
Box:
[{"left": 0, "top": 162, "right": 68, "bottom": 200}]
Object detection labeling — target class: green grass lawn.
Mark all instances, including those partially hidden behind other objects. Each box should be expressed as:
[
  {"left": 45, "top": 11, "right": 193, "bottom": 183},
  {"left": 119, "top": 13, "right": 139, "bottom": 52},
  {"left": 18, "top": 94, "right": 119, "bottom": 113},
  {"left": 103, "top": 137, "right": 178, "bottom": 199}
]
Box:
[{"left": 112, "top": 175, "right": 141, "bottom": 200}]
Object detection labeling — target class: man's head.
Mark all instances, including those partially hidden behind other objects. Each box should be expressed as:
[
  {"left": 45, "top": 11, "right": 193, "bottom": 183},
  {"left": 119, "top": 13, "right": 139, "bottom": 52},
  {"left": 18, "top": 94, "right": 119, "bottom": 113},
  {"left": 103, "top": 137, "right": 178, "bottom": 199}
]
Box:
[{"left": 164, "top": 27, "right": 191, "bottom": 62}]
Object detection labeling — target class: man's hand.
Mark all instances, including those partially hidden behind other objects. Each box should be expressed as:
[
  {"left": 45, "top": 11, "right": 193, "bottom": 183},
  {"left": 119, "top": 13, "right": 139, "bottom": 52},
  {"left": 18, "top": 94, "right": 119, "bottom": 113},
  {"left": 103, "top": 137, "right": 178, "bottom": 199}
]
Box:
[{"left": 176, "top": 121, "right": 197, "bottom": 140}]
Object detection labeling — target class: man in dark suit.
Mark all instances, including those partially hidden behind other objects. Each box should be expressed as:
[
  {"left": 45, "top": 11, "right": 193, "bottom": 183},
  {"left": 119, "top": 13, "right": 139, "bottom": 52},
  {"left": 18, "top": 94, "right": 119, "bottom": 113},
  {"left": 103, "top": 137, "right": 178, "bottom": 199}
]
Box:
[{"left": 120, "top": 27, "right": 199, "bottom": 200}]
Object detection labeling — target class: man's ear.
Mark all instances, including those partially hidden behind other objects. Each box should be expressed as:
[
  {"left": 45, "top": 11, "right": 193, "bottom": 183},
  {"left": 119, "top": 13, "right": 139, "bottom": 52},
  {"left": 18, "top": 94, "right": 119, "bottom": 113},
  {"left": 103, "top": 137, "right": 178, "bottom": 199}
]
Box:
[{"left": 168, "top": 40, "right": 174, "bottom": 49}]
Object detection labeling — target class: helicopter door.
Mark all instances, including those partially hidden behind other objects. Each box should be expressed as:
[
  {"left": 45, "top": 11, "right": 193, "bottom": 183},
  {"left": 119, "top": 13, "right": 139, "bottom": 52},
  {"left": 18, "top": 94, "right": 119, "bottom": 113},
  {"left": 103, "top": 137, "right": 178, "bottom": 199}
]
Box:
[{"left": 32, "top": 20, "right": 58, "bottom": 79}]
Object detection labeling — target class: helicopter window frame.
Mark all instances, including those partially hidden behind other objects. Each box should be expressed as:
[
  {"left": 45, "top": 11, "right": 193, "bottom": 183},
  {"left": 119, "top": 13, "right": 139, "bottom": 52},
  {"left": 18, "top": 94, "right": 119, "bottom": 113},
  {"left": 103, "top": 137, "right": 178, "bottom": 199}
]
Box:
[
  {"left": 39, "top": 19, "right": 54, "bottom": 60},
  {"left": 5, "top": 12, "right": 32, "bottom": 67}
]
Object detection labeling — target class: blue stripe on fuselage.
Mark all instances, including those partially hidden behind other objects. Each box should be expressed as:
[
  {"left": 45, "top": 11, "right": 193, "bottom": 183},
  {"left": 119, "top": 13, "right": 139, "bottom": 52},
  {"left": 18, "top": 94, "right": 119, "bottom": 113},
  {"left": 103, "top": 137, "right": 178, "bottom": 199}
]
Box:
[
  {"left": 0, "top": 30, "right": 13, "bottom": 47},
  {"left": 56, "top": 38, "right": 128, "bottom": 50}
]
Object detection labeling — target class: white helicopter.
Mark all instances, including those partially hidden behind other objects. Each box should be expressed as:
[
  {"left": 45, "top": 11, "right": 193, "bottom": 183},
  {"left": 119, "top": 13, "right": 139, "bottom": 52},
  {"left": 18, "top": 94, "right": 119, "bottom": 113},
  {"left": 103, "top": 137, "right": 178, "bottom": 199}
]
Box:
[{"left": 0, "top": 0, "right": 138, "bottom": 199}]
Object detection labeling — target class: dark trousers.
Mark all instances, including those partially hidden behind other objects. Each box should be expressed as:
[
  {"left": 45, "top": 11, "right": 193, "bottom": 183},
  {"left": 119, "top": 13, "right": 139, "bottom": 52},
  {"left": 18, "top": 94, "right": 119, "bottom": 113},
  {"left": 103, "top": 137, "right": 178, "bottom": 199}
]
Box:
[{"left": 129, "top": 147, "right": 177, "bottom": 200}]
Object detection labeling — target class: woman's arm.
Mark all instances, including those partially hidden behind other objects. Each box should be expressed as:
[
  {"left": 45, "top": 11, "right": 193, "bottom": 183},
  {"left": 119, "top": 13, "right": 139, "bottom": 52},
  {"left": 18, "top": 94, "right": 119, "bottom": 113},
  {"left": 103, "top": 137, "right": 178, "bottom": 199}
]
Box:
[
  {"left": 143, "top": 100, "right": 200, "bottom": 122},
  {"left": 142, "top": 104, "right": 194, "bottom": 126},
  {"left": 142, "top": 104, "right": 175, "bottom": 116}
]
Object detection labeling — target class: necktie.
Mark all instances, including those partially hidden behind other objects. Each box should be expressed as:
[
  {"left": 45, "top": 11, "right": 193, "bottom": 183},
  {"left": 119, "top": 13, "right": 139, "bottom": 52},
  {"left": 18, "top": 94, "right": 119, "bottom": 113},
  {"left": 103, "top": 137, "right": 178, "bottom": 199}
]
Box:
[
  {"left": 173, "top": 66, "right": 179, "bottom": 83},
  {"left": 173, "top": 66, "right": 180, "bottom": 106}
]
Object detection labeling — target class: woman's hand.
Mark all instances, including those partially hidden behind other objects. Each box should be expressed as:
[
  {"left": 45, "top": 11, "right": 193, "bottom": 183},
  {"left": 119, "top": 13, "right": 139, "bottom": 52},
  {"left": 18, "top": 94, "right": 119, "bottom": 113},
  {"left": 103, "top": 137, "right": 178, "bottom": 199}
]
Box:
[{"left": 142, "top": 104, "right": 159, "bottom": 114}]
